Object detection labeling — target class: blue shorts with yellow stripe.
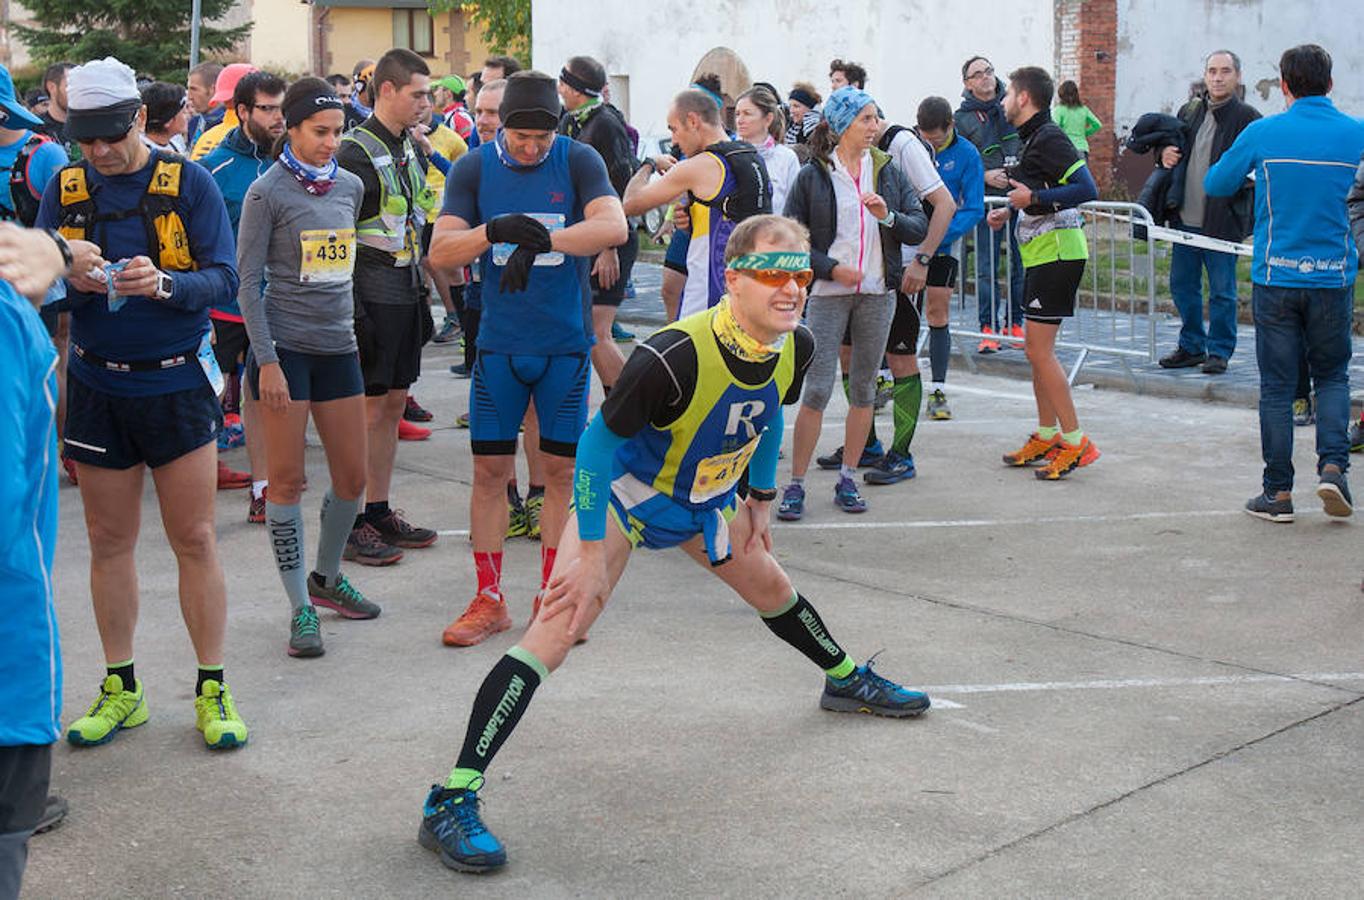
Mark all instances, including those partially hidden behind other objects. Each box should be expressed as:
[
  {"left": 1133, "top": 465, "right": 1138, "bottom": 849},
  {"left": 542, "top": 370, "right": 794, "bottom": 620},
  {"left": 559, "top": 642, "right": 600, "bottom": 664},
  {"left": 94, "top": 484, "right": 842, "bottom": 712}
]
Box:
[{"left": 605, "top": 472, "right": 738, "bottom": 566}]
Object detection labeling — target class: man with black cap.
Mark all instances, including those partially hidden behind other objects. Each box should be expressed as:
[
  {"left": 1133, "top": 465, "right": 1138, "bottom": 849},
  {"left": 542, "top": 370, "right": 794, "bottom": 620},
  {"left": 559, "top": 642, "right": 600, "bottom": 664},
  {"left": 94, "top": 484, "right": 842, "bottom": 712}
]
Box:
[
  {"left": 34, "top": 56, "right": 249, "bottom": 751},
  {"left": 429, "top": 69, "right": 626, "bottom": 648},
  {"left": 140, "top": 82, "right": 189, "bottom": 153},
  {"left": 557, "top": 55, "right": 638, "bottom": 394}
]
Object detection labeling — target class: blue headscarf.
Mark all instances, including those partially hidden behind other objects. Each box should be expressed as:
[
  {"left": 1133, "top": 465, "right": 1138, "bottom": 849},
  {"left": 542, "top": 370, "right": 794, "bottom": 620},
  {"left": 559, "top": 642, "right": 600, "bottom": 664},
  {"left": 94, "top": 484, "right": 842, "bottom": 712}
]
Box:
[{"left": 823, "top": 86, "right": 875, "bottom": 136}]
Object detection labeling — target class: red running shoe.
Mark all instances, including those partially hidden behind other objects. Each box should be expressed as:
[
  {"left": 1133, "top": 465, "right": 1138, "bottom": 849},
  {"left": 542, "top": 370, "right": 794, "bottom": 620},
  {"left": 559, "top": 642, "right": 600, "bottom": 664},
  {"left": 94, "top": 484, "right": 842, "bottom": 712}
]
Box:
[
  {"left": 398, "top": 419, "right": 431, "bottom": 441},
  {"left": 404, "top": 395, "right": 434, "bottom": 422},
  {"left": 217, "top": 460, "right": 252, "bottom": 490}
]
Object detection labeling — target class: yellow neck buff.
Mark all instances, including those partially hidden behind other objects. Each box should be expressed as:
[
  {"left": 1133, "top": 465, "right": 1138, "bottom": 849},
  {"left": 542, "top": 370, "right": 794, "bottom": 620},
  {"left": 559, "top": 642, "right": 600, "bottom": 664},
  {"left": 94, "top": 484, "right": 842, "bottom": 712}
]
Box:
[{"left": 712, "top": 295, "right": 784, "bottom": 363}]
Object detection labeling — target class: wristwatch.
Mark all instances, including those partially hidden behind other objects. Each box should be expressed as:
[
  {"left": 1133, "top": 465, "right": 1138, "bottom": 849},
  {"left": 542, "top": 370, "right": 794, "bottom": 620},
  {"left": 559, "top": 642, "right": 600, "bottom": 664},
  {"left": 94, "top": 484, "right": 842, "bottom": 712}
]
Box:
[
  {"left": 154, "top": 270, "right": 174, "bottom": 301},
  {"left": 747, "top": 487, "right": 778, "bottom": 502},
  {"left": 641, "top": 157, "right": 657, "bottom": 174},
  {"left": 914, "top": 252, "right": 932, "bottom": 267}
]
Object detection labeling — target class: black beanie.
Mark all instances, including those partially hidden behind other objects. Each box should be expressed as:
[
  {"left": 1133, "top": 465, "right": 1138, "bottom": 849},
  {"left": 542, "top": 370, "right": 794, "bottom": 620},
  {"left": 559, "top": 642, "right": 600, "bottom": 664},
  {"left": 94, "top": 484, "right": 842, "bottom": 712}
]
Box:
[{"left": 499, "top": 71, "right": 562, "bottom": 131}]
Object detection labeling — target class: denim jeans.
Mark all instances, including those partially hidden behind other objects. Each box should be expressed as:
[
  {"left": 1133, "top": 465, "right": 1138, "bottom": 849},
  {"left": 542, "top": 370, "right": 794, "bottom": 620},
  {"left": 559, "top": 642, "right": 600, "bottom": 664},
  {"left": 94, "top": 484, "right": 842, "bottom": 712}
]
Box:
[
  {"left": 973, "top": 212, "right": 1025, "bottom": 329},
  {"left": 1252, "top": 283, "right": 1353, "bottom": 493},
  {"left": 1169, "top": 224, "right": 1239, "bottom": 360}
]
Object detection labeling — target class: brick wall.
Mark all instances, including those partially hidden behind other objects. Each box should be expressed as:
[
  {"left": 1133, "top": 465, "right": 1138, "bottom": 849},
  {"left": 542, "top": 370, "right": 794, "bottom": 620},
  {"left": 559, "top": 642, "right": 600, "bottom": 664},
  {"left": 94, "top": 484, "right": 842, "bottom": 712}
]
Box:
[{"left": 1055, "top": 0, "right": 1117, "bottom": 190}]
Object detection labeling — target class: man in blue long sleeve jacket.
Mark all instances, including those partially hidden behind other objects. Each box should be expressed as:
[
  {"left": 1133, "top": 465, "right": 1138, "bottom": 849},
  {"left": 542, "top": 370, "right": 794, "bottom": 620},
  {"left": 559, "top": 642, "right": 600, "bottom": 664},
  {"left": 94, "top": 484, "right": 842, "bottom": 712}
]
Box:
[
  {"left": 1205, "top": 44, "right": 1364, "bottom": 523},
  {"left": 34, "top": 57, "right": 251, "bottom": 752}
]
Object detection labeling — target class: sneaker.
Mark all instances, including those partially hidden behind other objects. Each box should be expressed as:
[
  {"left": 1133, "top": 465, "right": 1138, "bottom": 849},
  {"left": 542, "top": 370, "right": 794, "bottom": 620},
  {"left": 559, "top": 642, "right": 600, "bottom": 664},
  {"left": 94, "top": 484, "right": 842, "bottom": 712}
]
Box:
[
  {"left": 820, "top": 655, "right": 930, "bottom": 717},
  {"left": 371, "top": 509, "right": 438, "bottom": 549},
  {"left": 834, "top": 475, "right": 868, "bottom": 513},
  {"left": 1007, "top": 323, "right": 1025, "bottom": 348},
  {"left": 344, "top": 522, "right": 405, "bottom": 566},
  {"left": 524, "top": 492, "right": 544, "bottom": 540},
  {"left": 449, "top": 363, "right": 471, "bottom": 378},
  {"left": 194, "top": 680, "right": 248, "bottom": 750},
  {"left": 1002, "top": 432, "right": 1062, "bottom": 467},
  {"left": 776, "top": 482, "right": 805, "bottom": 521},
  {"left": 817, "top": 440, "right": 884, "bottom": 470},
  {"left": 67, "top": 675, "right": 148, "bottom": 746},
  {"left": 217, "top": 460, "right": 251, "bottom": 490},
  {"left": 1245, "top": 491, "right": 1294, "bottom": 523},
  {"left": 288, "top": 605, "right": 324, "bottom": 658},
  {"left": 455, "top": 411, "right": 470, "bottom": 429},
  {"left": 308, "top": 571, "right": 381, "bottom": 619},
  {"left": 1035, "top": 435, "right": 1100, "bottom": 480},
  {"left": 624, "top": 279, "right": 636, "bottom": 299},
  {"left": 977, "top": 325, "right": 999, "bottom": 354},
  {"left": 611, "top": 321, "right": 635, "bottom": 342},
  {"left": 506, "top": 494, "right": 528, "bottom": 538},
  {"left": 442, "top": 591, "right": 513, "bottom": 646},
  {"left": 1316, "top": 468, "right": 1353, "bottom": 518},
  {"left": 1159, "top": 347, "right": 1207, "bottom": 369},
  {"left": 1201, "top": 355, "right": 1228, "bottom": 375},
  {"left": 1292, "top": 397, "right": 1315, "bottom": 427},
  {"left": 216, "top": 419, "right": 245, "bottom": 450},
  {"left": 863, "top": 450, "right": 916, "bottom": 485},
  {"left": 398, "top": 419, "right": 432, "bottom": 441},
  {"left": 432, "top": 317, "right": 462, "bottom": 344},
  {"left": 247, "top": 491, "right": 266, "bottom": 525},
  {"left": 926, "top": 388, "right": 951, "bottom": 421},
  {"left": 418, "top": 782, "right": 507, "bottom": 872},
  {"left": 405, "top": 395, "right": 434, "bottom": 423},
  {"left": 874, "top": 374, "right": 893, "bottom": 410},
  {"left": 1350, "top": 415, "right": 1364, "bottom": 453},
  {"left": 33, "top": 795, "right": 68, "bottom": 835}
]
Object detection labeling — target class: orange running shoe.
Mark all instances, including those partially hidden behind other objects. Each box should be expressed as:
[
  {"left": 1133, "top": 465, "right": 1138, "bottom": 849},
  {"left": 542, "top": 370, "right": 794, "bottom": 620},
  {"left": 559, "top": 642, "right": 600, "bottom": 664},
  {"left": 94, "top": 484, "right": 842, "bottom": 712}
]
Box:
[
  {"left": 398, "top": 419, "right": 432, "bottom": 441},
  {"left": 1002, "top": 432, "right": 1062, "bottom": 466},
  {"left": 977, "top": 325, "right": 1000, "bottom": 354},
  {"left": 443, "top": 591, "right": 512, "bottom": 646},
  {"left": 217, "top": 460, "right": 252, "bottom": 489},
  {"left": 1008, "top": 323, "right": 1025, "bottom": 348},
  {"left": 1035, "top": 436, "right": 1101, "bottom": 480}
]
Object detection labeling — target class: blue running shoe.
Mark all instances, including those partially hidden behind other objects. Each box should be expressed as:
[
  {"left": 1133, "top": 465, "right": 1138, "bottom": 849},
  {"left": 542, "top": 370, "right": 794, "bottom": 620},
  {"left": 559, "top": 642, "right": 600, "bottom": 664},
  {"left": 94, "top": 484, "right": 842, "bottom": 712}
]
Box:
[
  {"left": 833, "top": 476, "right": 867, "bottom": 513},
  {"left": 821, "top": 654, "right": 930, "bottom": 717},
  {"left": 419, "top": 783, "right": 506, "bottom": 873},
  {"left": 612, "top": 321, "right": 635, "bottom": 342},
  {"left": 863, "top": 451, "right": 915, "bottom": 485},
  {"left": 777, "top": 482, "right": 805, "bottom": 521}
]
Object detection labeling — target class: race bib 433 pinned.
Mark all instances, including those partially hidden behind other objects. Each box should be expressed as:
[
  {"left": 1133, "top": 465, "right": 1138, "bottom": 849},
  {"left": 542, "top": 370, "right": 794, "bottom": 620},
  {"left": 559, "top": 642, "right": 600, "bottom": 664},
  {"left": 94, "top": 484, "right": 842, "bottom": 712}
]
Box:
[{"left": 299, "top": 228, "right": 357, "bottom": 283}]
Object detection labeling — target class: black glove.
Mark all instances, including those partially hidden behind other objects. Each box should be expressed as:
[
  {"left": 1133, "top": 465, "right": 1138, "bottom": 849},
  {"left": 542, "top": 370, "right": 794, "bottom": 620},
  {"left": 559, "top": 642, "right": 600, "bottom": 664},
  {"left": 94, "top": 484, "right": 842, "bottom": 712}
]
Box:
[
  {"left": 499, "top": 244, "right": 539, "bottom": 293},
  {"left": 485, "top": 214, "right": 553, "bottom": 253}
]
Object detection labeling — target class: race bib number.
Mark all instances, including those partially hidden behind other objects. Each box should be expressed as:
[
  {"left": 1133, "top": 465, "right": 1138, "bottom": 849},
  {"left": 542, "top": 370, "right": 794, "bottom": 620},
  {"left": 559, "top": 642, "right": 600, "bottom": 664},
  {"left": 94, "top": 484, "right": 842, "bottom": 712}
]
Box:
[
  {"left": 491, "top": 212, "right": 566, "bottom": 267},
  {"left": 299, "top": 229, "right": 357, "bottom": 283},
  {"left": 690, "top": 436, "right": 761, "bottom": 504}
]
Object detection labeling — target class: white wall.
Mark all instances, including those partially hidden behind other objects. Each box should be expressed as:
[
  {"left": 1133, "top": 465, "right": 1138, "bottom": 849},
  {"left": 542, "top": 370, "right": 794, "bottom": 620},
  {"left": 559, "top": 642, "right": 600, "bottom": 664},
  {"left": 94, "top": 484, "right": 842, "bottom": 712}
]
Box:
[
  {"left": 533, "top": 0, "right": 1053, "bottom": 141},
  {"left": 1114, "top": 0, "right": 1364, "bottom": 137}
]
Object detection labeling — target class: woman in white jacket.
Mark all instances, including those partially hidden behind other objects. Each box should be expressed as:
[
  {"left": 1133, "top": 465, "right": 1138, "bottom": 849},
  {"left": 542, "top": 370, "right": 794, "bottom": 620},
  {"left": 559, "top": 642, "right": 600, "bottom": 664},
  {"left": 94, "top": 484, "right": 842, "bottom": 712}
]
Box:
[{"left": 735, "top": 85, "right": 801, "bottom": 215}]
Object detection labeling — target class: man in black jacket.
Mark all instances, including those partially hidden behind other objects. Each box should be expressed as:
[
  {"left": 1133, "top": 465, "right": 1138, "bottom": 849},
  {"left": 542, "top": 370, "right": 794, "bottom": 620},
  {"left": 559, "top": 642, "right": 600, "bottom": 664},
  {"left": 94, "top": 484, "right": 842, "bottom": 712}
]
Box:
[
  {"left": 558, "top": 55, "right": 638, "bottom": 392},
  {"left": 1156, "top": 49, "right": 1259, "bottom": 375}
]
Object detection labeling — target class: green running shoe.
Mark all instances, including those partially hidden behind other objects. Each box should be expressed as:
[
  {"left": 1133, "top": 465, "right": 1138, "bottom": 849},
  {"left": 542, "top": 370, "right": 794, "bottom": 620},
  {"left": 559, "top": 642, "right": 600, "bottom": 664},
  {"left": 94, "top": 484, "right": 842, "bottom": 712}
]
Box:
[
  {"left": 506, "top": 494, "right": 528, "bottom": 538},
  {"left": 308, "top": 572, "right": 381, "bottom": 619},
  {"left": 195, "top": 681, "right": 248, "bottom": 750},
  {"left": 67, "top": 675, "right": 148, "bottom": 746},
  {"left": 289, "top": 605, "right": 325, "bottom": 658},
  {"left": 524, "top": 492, "right": 543, "bottom": 540}
]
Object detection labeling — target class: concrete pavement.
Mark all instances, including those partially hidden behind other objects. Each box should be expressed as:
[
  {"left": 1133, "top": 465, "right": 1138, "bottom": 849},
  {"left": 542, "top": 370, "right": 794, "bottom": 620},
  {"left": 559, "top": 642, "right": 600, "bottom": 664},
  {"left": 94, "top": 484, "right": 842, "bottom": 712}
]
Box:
[{"left": 23, "top": 336, "right": 1364, "bottom": 898}]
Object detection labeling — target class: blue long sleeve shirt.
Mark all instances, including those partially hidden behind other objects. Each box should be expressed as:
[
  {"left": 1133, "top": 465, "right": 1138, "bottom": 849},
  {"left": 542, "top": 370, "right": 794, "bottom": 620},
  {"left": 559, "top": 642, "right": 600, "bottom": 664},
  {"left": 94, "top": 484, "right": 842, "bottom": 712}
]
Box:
[
  {"left": 934, "top": 131, "right": 985, "bottom": 247},
  {"left": 1205, "top": 95, "right": 1364, "bottom": 287},
  {"left": 200, "top": 127, "right": 273, "bottom": 319},
  {"left": 36, "top": 152, "right": 239, "bottom": 396}
]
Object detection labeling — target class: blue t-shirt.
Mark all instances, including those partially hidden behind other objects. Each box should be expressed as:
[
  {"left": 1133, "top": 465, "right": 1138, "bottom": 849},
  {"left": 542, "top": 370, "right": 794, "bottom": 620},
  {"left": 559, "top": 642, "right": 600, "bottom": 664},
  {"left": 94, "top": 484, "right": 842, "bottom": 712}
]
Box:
[
  {"left": 0, "top": 131, "right": 67, "bottom": 222},
  {"left": 35, "top": 152, "right": 240, "bottom": 396},
  {"left": 441, "top": 136, "right": 614, "bottom": 354}
]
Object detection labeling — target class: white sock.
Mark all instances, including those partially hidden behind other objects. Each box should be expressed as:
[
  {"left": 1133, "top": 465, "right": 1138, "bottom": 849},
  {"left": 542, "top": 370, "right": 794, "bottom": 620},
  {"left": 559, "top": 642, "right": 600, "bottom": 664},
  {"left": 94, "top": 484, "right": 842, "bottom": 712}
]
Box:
[
  {"left": 839, "top": 464, "right": 856, "bottom": 480},
  {"left": 932, "top": 381, "right": 945, "bottom": 392},
  {"left": 252, "top": 480, "right": 268, "bottom": 500}
]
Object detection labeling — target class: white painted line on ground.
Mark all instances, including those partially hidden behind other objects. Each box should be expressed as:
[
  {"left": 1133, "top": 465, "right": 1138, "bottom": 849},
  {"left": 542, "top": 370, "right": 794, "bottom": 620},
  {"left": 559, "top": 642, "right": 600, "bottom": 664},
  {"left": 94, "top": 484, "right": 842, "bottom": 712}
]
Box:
[
  {"left": 774, "top": 509, "right": 1241, "bottom": 531},
  {"left": 922, "top": 672, "right": 1364, "bottom": 696},
  {"left": 438, "top": 529, "right": 471, "bottom": 537}
]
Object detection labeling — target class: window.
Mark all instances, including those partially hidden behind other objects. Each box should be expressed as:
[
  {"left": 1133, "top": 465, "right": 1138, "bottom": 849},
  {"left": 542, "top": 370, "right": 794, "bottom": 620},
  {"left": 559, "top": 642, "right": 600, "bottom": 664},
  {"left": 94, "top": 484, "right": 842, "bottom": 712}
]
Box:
[{"left": 392, "top": 10, "right": 434, "bottom": 57}]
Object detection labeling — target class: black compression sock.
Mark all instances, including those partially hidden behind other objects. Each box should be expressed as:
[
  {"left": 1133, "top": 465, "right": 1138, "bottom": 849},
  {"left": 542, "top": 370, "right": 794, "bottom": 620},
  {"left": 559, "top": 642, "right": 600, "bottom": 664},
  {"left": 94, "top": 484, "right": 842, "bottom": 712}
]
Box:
[
  {"left": 453, "top": 648, "right": 547, "bottom": 776},
  {"left": 196, "top": 665, "right": 224, "bottom": 695},
  {"left": 760, "top": 593, "right": 854, "bottom": 676},
  {"left": 107, "top": 660, "right": 135, "bottom": 691},
  {"left": 527, "top": 484, "right": 545, "bottom": 499},
  {"left": 929, "top": 325, "right": 950, "bottom": 384},
  {"left": 364, "top": 501, "right": 390, "bottom": 524},
  {"left": 506, "top": 480, "right": 520, "bottom": 503}
]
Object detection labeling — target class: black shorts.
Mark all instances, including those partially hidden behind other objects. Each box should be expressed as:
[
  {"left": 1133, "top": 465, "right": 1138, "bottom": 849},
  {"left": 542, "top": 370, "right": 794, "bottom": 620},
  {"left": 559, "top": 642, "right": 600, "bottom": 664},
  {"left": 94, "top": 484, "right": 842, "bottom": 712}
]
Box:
[
  {"left": 356, "top": 299, "right": 423, "bottom": 396},
  {"left": 39, "top": 304, "right": 67, "bottom": 337},
  {"left": 211, "top": 318, "right": 249, "bottom": 376},
  {"left": 0, "top": 744, "right": 51, "bottom": 834},
  {"left": 885, "top": 291, "right": 923, "bottom": 355},
  {"left": 1022, "top": 258, "right": 1085, "bottom": 323},
  {"left": 925, "top": 253, "right": 959, "bottom": 288},
  {"left": 592, "top": 235, "right": 640, "bottom": 307},
  {"left": 63, "top": 376, "right": 222, "bottom": 470},
  {"left": 245, "top": 347, "right": 364, "bottom": 403}
]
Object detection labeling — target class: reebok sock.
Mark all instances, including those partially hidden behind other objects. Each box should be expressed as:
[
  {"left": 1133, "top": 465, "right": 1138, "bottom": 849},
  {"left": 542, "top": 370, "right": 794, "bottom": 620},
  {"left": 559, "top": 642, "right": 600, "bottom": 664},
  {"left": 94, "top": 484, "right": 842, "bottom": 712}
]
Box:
[
  {"left": 266, "top": 500, "right": 310, "bottom": 611},
  {"left": 448, "top": 647, "right": 548, "bottom": 788},
  {"left": 929, "top": 325, "right": 950, "bottom": 383},
  {"left": 315, "top": 490, "right": 359, "bottom": 587},
  {"left": 891, "top": 374, "right": 923, "bottom": 457},
  {"left": 760, "top": 594, "right": 855, "bottom": 677}
]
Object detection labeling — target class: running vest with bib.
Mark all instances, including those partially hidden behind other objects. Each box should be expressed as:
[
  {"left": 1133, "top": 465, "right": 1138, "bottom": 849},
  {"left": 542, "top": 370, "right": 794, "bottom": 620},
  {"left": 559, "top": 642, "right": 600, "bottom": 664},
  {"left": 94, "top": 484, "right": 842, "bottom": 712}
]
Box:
[
  {"left": 3, "top": 134, "right": 51, "bottom": 226},
  {"left": 475, "top": 136, "right": 592, "bottom": 356},
  {"left": 341, "top": 125, "right": 437, "bottom": 266},
  {"left": 57, "top": 151, "right": 197, "bottom": 273},
  {"left": 615, "top": 304, "right": 795, "bottom": 511},
  {"left": 681, "top": 140, "right": 772, "bottom": 318}
]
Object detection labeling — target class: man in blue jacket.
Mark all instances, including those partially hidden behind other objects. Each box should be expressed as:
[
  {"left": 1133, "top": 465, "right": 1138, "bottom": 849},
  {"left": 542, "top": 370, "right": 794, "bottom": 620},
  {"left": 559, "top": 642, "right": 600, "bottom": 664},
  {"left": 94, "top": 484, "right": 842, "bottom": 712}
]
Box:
[{"left": 1206, "top": 44, "right": 1364, "bottom": 523}]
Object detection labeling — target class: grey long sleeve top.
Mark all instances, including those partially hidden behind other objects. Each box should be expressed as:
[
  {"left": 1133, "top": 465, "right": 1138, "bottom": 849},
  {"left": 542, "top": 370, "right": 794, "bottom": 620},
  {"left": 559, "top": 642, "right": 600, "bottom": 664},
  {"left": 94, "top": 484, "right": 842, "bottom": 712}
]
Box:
[{"left": 236, "top": 163, "right": 365, "bottom": 365}]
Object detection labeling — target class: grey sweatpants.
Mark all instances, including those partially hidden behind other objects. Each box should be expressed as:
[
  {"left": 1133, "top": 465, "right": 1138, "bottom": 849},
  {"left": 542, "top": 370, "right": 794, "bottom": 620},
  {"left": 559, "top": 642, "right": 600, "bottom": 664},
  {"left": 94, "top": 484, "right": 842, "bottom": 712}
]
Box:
[{"left": 801, "top": 291, "right": 894, "bottom": 411}]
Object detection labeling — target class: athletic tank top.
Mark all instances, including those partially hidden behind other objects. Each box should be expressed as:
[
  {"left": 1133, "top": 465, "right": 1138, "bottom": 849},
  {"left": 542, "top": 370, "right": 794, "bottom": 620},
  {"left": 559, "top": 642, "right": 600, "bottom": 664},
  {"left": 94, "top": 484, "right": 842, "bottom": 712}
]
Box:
[
  {"left": 615, "top": 302, "right": 795, "bottom": 511},
  {"left": 680, "top": 141, "right": 772, "bottom": 318}
]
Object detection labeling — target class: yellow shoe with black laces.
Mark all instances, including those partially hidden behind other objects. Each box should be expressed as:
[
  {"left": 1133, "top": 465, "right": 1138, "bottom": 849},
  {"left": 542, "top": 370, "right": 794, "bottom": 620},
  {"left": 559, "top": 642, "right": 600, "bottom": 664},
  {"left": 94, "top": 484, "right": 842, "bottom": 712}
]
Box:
[{"left": 195, "top": 680, "right": 248, "bottom": 749}]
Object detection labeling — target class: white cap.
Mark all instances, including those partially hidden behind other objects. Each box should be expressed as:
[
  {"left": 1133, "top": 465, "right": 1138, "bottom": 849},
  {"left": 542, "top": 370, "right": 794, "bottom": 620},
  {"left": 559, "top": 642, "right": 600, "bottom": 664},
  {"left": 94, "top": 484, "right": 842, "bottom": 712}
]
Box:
[{"left": 67, "top": 57, "right": 139, "bottom": 111}]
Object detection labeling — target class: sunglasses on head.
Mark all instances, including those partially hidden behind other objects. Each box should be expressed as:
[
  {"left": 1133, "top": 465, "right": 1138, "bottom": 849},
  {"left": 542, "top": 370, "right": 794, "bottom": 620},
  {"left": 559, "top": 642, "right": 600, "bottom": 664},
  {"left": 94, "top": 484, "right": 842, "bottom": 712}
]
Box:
[{"left": 736, "top": 268, "right": 814, "bottom": 289}]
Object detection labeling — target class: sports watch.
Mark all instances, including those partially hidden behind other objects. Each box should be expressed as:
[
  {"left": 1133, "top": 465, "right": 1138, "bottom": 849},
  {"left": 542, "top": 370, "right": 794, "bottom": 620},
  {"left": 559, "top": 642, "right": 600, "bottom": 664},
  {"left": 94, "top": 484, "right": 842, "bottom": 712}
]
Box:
[
  {"left": 914, "top": 252, "right": 932, "bottom": 267},
  {"left": 154, "top": 271, "right": 174, "bottom": 301}
]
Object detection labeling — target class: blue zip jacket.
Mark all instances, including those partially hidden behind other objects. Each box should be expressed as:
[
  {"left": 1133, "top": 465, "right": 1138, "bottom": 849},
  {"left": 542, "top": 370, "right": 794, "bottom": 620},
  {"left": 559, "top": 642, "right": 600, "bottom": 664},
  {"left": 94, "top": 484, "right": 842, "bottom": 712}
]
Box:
[
  {"left": 1205, "top": 95, "right": 1364, "bottom": 287},
  {"left": 200, "top": 127, "right": 273, "bottom": 319},
  {"left": 0, "top": 280, "right": 61, "bottom": 747},
  {"left": 933, "top": 130, "right": 985, "bottom": 247}
]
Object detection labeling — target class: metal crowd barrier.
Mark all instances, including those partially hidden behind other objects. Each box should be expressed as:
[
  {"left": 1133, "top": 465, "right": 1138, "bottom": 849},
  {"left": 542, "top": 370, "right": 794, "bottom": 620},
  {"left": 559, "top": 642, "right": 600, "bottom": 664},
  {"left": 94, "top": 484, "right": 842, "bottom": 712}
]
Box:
[{"left": 947, "top": 197, "right": 1161, "bottom": 385}]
